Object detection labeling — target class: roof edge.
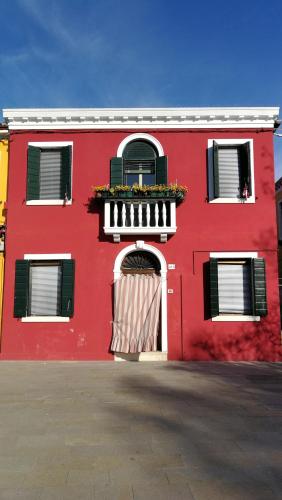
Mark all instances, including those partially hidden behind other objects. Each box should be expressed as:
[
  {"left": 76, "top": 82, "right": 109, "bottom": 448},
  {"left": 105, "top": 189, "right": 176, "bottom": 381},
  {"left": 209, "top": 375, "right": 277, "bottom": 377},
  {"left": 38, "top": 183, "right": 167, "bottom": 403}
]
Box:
[{"left": 3, "top": 106, "right": 280, "bottom": 130}]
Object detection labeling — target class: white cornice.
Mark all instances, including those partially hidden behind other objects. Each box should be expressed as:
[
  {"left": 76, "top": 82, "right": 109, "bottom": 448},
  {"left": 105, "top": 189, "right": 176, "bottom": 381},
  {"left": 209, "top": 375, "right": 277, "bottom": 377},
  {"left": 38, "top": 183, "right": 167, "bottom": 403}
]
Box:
[{"left": 3, "top": 107, "right": 280, "bottom": 130}]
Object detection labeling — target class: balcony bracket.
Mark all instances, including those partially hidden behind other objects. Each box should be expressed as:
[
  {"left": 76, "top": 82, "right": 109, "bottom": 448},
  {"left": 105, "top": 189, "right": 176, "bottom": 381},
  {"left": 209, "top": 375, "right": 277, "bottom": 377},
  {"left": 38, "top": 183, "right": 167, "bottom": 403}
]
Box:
[
  {"left": 113, "top": 233, "right": 121, "bottom": 243},
  {"left": 160, "top": 234, "right": 168, "bottom": 243}
]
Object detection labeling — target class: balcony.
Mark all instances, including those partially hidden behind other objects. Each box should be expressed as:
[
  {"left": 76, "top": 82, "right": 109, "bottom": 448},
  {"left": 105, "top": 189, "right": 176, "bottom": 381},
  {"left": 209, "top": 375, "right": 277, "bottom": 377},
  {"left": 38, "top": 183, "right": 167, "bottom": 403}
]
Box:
[{"left": 104, "top": 198, "right": 177, "bottom": 242}]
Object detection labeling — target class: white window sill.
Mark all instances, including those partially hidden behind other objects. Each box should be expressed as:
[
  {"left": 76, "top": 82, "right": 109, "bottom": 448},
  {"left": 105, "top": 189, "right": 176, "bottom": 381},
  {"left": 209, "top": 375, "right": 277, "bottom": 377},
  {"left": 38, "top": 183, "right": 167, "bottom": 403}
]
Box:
[
  {"left": 209, "top": 198, "right": 255, "bottom": 204},
  {"left": 26, "top": 200, "right": 72, "bottom": 206},
  {"left": 212, "top": 315, "right": 260, "bottom": 322},
  {"left": 21, "top": 316, "right": 70, "bottom": 322}
]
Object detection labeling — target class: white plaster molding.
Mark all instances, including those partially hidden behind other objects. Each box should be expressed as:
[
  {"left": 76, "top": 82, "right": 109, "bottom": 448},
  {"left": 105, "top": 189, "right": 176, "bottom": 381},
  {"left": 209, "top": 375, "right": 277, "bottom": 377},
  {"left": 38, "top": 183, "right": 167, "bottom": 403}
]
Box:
[
  {"left": 28, "top": 141, "right": 73, "bottom": 147},
  {"left": 26, "top": 200, "right": 72, "bottom": 206},
  {"left": 117, "top": 133, "right": 164, "bottom": 157},
  {"left": 212, "top": 315, "right": 260, "bottom": 322},
  {"left": 3, "top": 107, "right": 279, "bottom": 130},
  {"left": 278, "top": 201, "right": 282, "bottom": 240},
  {"left": 24, "top": 253, "right": 71, "bottom": 260},
  {"left": 113, "top": 242, "right": 168, "bottom": 353},
  {"left": 21, "top": 316, "right": 70, "bottom": 323},
  {"left": 210, "top": 252, "right": 258, "bottom": 258}
]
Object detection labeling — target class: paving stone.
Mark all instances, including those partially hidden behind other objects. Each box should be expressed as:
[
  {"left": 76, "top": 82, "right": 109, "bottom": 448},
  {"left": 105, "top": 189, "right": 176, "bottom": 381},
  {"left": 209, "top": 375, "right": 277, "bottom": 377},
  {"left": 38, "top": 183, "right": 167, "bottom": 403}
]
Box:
[
  {"left": 132, "top": 483, "right": 195, "bottom": 500},
  {"left": 0, "top": 488, "right": 42, "bottom": 500},
  {"left": 22, "top": 466, "right": 68, "bottom": 488},
  {"left": 39, "top": 484, "right": 94, "bottom": 500},
  {"left": 0, "top": 361, "right": 281, "bottom": 498},
  {"left": 93, "top": 483, "right": 133, "bottom": 500}
]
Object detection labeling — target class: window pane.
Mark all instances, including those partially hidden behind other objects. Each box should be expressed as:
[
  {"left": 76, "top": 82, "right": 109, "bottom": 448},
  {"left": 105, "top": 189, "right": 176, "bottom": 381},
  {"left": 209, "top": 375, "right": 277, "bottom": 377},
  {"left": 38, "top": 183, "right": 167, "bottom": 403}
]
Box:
[
  {"left": 30, "top": 264, "right": 61, "bottom": 316},
  {"left": 218, "top": 263, "right": 252, "bottom": 314},
  {"left": 40, "top": 150, "right": 62, "bottom": 199},
  {"left": 218, "top": 147, "right": 241, "bottom": 198},
  {"left": 125, "top": 174, "right": 139, "bottom": 186},
  {"left": 142, "top": 174, "right": 155, "bottom": 185}
]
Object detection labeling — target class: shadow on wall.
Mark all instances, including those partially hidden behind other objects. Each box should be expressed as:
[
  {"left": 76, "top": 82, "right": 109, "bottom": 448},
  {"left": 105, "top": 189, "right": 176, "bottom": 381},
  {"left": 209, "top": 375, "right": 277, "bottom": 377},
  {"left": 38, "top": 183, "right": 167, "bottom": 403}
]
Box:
[
  {"left": 195, "top": 226, "right": 282, "bottom": 361},
  {"left": 260, "top": 144, "right": 275, "bottom": 197},
  {"left": 189, "top": 316, "right": 282, "bottom": 361},
  {"left": 86, "top": 197, "right": 113, "bottom": 243}
]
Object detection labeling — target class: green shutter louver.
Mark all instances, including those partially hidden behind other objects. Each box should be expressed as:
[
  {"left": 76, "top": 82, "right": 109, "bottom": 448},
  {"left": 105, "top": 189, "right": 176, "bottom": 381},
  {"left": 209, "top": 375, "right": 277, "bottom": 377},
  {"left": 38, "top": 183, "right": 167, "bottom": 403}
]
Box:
[
  {"left": 156, "top": 156, "right": 168, "bottom": 185},
  {"left": 27, "top": 146, "right": 40, "bottom": 200},
  {"left": 209, "top": 258, "right": 219, "bottom": 317},
  {"left": 61, "top": 259, "right": 75, "bottom": 317},
  {"left": 212, "top": 141, "right": 220, "bottom": 199},
  {"left": 61, "top": 146, "right": 72, "bottom": 200},
  {"left": 240, "top": 142, "right": 252, "bottom": 196},
  {"left": 14, "top": 260, "right": 30, "bottom": 317},
  {"left": 252, "top": 258, "right": 267, "bottom": 316},
  {"left": 110, "top": 157, "right": 123, "bottom": 187}
]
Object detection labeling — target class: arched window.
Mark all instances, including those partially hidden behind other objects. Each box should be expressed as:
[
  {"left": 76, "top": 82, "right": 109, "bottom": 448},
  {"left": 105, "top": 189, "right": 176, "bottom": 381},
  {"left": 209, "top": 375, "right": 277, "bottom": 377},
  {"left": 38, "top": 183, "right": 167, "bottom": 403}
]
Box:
[
  {"left": 110, "top": 140, "right": 167, "bottom": 187},
  {"left": 121, "top": 250, "right": 161, "bottom": 275},
  {"left": 123, "top": 141, "right": 157, "bottom": 186}
]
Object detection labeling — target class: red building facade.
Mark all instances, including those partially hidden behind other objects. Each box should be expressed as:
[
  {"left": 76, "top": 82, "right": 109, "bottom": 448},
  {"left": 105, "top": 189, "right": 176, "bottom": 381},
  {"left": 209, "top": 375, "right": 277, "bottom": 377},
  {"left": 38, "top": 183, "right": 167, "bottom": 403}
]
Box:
[{"left": 1, "top": 107, "right": 281, "bottom": 361}]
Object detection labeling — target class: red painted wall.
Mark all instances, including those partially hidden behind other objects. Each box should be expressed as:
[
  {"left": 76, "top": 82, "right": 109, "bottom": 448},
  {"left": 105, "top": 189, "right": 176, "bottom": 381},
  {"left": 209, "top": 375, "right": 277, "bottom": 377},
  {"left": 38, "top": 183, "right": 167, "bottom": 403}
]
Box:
[{"left": 1, "top": 128, "right": 281, "bottom": 360}]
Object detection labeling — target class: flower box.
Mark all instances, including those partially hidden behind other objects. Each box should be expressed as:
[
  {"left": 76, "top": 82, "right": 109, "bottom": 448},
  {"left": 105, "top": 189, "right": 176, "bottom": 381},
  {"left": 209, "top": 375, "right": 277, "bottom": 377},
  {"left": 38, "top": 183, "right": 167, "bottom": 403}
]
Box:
[{"left": 92, "top": 184, "right": 188, "bottom": 202}]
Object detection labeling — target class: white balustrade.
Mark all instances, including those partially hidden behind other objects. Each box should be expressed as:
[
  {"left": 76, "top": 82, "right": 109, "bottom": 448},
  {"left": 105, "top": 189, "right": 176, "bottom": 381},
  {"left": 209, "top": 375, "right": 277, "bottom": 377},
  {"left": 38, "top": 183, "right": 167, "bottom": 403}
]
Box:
[{"left": 104, "top": 199, "right": 177, "bottom": 242}]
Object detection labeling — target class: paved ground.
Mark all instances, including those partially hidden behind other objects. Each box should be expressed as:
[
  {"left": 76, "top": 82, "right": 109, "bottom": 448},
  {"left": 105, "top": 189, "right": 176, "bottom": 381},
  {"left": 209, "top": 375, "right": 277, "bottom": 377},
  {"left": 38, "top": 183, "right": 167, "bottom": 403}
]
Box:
[{"left": 0, "top": 361, "right": 281, "bottom": 500}]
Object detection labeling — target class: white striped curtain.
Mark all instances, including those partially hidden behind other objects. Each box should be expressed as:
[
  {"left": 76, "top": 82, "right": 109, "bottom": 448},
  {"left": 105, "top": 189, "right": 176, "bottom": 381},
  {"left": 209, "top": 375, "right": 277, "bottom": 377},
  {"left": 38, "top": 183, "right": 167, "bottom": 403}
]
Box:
[
  {"left": 111, "top": 274, "right": 161, "bottom": 353},
  {"left": 218, "top": 147, "right": 241, "bottom": 198},
  {"left": 30, "top": 264, "right": 61, "bottom": 316},
  {"left": 218, "top": 263, "right": 252, "bottom": 314},
  {"left": 40, "top": 150, "right": 61, "bottom": 199}
]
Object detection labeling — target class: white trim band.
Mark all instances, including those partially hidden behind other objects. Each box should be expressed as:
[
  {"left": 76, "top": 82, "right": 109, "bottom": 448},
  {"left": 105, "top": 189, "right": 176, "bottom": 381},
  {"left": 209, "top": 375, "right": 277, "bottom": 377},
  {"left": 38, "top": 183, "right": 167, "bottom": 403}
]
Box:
[
  {"left": 26, "top": 200, "right": 72, "bottom": 206},
  {"left": 210, "top": 252, "right": 258, "bottom": 258},
  {"left": 212, "top": 315, "right": 260, "bottom": 322},
  {"left": 28, "top": 141, "right": 73, "bottom": 147},
  {"left": 24, "top": 253, "right": 71, "bottom": 260},
  {"left": 3, "top": 107, "right": 279, "bottom": 130},
  {"left": 21, "top": 316, "right": 70, "bottom": 323}
]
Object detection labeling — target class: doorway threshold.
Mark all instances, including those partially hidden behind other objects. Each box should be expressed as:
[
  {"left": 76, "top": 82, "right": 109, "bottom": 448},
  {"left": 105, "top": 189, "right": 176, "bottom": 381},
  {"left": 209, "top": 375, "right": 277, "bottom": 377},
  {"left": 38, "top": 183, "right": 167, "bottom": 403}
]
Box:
[{"left": 114, "top": 351, "right": 167, "bottom": 362}]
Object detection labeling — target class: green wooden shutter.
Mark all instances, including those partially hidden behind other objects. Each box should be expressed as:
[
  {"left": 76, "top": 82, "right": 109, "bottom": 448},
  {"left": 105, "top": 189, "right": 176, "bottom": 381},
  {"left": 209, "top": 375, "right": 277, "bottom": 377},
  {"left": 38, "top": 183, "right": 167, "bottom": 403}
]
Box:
[
  {"left": 252, "top": 258, "right": 267, "bottom": 316},
  {"left": 110, "top": 157, "right": 123, "bottom": 187},
  {"left": 209, "top": 258, "right": 219, "bottom": 317},
  {"left": 156, "top": 156, "right": 168, "bottom": 184},
  {"left": 61, "top": 146, "right": 72, "bottom": 200},
  {"left": 213, "top": 141, "right": 220, "bottom": 199},
  {"left": 61, "top": 259, "right": 75, "bottom": 317},
  {"left": 240, "top": 142, "right": 252, "bottom": 196},
  {"left": 14, "top": 260, "right": 30, "bottom": 317},
  {"left": 27, "top": 146, "right": 40, "bottom": 200}
]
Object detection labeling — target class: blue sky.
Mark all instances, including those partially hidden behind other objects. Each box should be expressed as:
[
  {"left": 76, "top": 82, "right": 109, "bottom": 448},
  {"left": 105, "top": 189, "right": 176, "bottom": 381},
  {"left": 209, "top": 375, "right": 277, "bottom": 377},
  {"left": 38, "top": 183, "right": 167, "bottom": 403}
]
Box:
[{"left": 1, "top": 0, "right": 282, "bottom": 177}]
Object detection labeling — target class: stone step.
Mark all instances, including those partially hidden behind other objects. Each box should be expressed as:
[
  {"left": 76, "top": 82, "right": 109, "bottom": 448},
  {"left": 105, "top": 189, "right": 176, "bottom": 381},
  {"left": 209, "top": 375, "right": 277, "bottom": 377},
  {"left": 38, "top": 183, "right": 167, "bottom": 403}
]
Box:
[{"left": 114, "top": 351, "right": 167, "bottom": 362}]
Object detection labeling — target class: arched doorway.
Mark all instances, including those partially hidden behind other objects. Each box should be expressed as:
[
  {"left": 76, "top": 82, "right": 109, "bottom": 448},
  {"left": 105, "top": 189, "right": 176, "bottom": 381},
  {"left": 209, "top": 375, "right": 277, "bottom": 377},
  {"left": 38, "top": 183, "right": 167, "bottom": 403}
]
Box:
[{"left": 112, "top": 242, "right": 167, "bottom": 356}]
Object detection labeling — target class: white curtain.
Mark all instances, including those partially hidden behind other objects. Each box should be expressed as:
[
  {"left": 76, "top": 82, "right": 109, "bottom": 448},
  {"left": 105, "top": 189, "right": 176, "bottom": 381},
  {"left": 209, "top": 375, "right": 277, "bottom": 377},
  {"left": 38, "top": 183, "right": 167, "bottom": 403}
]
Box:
[{"left": 111, "top": 274, "right": 161, "bottom": 353}]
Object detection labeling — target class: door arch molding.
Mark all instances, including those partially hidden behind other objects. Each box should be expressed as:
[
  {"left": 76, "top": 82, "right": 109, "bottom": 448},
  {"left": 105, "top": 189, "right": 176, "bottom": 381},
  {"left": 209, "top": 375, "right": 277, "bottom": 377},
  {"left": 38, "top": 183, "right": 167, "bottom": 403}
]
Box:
[{"left": 113, "top": 241, "right": 168, "bottom": 352}]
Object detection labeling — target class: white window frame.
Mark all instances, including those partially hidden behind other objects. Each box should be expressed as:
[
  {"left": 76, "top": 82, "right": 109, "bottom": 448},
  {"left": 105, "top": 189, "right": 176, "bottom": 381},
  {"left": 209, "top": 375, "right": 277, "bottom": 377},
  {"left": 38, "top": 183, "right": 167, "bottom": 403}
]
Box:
[
  {"left": 21, "top": 253, "right": 71, "bottom": 322},
  {"left": 208, "top": 139, "right": 255, "bottom": 204},
  {"left": 278, "top": 201, "right": 282, "bottom": 240},
  {"left": 26, "top": 142, "right": 73, "bottom": 206},
  {"left": 210, "top": 251, "right": 260, "bottom": 322}
]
